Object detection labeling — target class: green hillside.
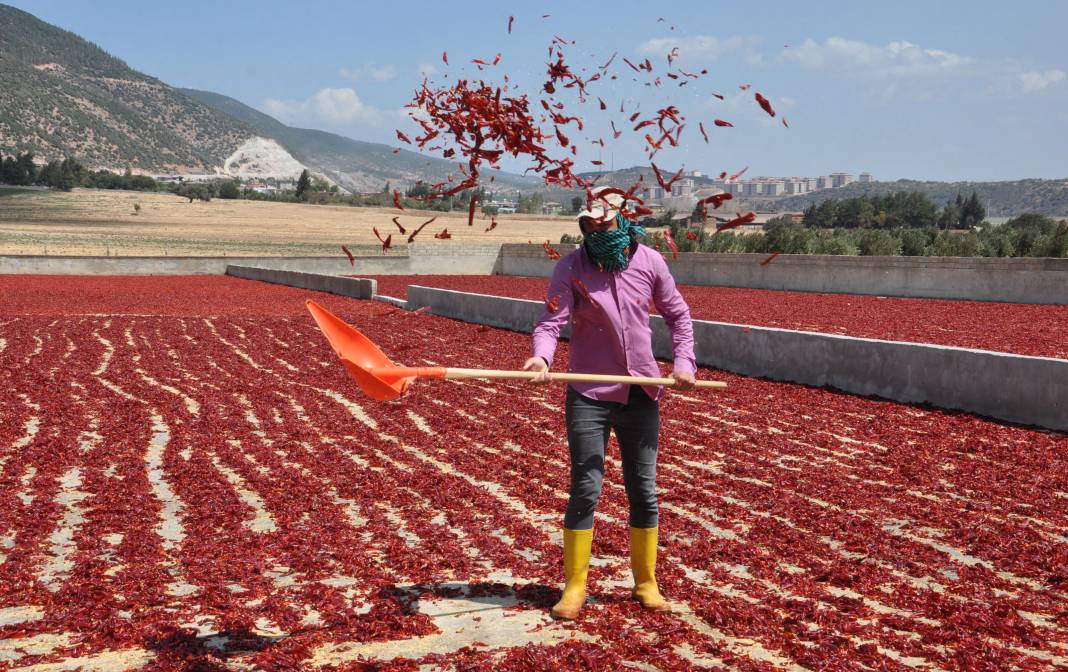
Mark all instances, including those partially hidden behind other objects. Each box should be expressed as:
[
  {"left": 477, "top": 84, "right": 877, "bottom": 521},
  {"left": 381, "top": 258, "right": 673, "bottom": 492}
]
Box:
[
  {"left": 180, "top": 88, "right": 541, "bottom": 193},
  {"left": 0, "top": 3, "right": 252, "bottom": 171}
]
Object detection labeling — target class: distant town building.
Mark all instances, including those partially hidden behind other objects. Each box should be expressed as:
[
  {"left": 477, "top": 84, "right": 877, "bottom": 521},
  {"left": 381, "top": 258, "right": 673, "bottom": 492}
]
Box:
[
  {"left": 858, "top": 172, "right": 874, "bottom": 183},
  {"left": 830, "top": 172, "right": 854, "bottom": 188},
  {"left": 816, "top": 176, "right": 831, "bottom": 190},
  {"left": 542, "top": 201, "right": 562, "bottom": 215},
  {"left": 671, "top": 178, "right": 695, "bottom": 197}
]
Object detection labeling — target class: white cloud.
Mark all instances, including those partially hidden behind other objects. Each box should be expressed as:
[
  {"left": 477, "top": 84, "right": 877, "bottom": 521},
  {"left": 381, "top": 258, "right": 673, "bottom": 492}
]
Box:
[
  {"left": 263, "top": 88, "right": 381, "bottom": 125},
  {"left": 1018, "top": 69, "right": 1065, "bottom": 93},
  {"left": 637, "top": 35, "right": 760, "bottom": 62},
  {"left": 338, "top": 63, "right": 397, "bottom": 82},
  {"left": 416, "top": 62, "right": 438, "bottom": 79},
  {"left": 782, "top": 37, "right": 974, "bottom": 79},
  {"left": 780, "top": 37, "right": 1064, "bottom": 99}
]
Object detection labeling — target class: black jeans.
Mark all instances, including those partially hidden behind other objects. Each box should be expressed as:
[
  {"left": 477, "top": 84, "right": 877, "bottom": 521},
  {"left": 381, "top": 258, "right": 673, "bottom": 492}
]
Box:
[{"left": 564, "top": 385, "right": 660, "bottom": 530}]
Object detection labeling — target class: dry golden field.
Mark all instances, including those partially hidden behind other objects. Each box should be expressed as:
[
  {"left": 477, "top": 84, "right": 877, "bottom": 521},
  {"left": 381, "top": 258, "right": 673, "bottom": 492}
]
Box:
[{"left": 0, "top": 187, "right": 580, "bottom": 256}]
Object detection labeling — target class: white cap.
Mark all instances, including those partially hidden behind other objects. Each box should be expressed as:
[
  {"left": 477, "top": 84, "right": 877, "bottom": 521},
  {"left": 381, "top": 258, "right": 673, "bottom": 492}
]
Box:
[{"left": 576, "top": 187, "right": 624, "bottom": 223}]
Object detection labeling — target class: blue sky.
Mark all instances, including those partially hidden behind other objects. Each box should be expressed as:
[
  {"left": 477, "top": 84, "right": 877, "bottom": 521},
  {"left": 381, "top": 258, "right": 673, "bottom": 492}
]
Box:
[{"left": 10, "top": 0, "right": 1068, "bottom": 181}]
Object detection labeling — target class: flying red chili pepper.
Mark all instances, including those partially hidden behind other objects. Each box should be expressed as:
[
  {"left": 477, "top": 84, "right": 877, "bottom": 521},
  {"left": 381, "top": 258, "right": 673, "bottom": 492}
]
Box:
[
  {"left": 650, "top": 162, "right": 684, "bottom": 191},
  {"left": 392, "top": 216, "right": 406, "bottom": 234},
  {"left": 507, "top": 15, "right": 513, "bottom": 33},
  {"left": 663, "top": 229, "right": 679, "bottom": 260},
  {"left": 729, "top": 165, "right": 749, "bottom": 181},
  {"left": 542, "top": 241, "right": 561, "bottom": 260},
  {"left": 434, "top": 228, "right": 451, "bottom": 239},
  {"left": 714, "top": 119, "right": 733, "bottom": 128},
  {"left": 396, "top": 130, "right": 412, "bottom": 144},
  {"left": 442, "top": 51, "right": 448, "bottom": 65},
  {"left": 755, "top": 92, "right": 776, "bottom": 117},
  {"left": 716, "top": 211, "right": 757, "bottom": 233},
  {"left": 698, "top": 192, "right": 733, "bottom": 209},
  {"left": 341, "top": 244, "right": 355, "bottom": 266},
  {"left": 760, "top": 251, "right": 781, "bottom": 266},
  {"left": 685, "top": 231, "right": 698, "bottom": 241},
  {"left": 739, "top": 83, "right": 750, "bottom": 90},
  {"left": 699, "top": 122, "right": 709, "bottom": 143},
  {"left": 392, "top": 189, "right": 404, "bottom": 210},
  {"left": 485, "top": 219, "right": 497, "bottom": 232},
  {"left": 407, "top": 217, "right": 437, "bottom": 243},
  {"left": 467, "top": 194, "right": 478, "bottom": 226},
  {"left": 782, "top": 116, "right": 789, "bottom": 128},
  {"left": 598, "top": 98, "right": 606, "bottom": 110}
]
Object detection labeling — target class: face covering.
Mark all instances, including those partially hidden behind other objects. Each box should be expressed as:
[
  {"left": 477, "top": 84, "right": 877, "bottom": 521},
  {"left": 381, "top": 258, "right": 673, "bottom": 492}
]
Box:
[{"left": 580, "top": 214, "right": 646, "bottom": 272}]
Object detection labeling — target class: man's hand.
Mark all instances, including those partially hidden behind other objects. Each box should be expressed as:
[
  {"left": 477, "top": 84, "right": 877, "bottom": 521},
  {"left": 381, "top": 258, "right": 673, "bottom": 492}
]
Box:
[
  {"left": 523, "top": 356, "right": 552, "bottom": 384},
  {"left": 670, "top": 370, "right": 696, "bottom": 391}
]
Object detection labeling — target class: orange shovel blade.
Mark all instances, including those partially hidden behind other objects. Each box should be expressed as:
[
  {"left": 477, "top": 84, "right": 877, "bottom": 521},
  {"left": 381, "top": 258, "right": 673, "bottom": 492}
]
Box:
[{"left": 305, "top": 299, "right": 412, "bottom": 401}]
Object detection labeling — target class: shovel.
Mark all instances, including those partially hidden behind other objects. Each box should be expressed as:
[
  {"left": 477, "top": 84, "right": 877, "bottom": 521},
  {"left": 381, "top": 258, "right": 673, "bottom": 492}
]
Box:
[{"left": 306, "top": 299, "right": 726, "bottom": 401}]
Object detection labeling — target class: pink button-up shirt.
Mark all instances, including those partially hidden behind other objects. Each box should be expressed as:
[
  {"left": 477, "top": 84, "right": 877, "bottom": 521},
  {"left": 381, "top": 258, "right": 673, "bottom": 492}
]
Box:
[{"left": 532, "top": 244, "right": 697, "bottom": 403}]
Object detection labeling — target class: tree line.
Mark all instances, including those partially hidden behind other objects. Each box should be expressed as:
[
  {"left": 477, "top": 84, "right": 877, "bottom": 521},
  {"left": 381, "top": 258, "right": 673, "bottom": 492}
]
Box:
[
  {"left": 0, "top": 152, "right": 158, "bottom": 191},
  {"left": 800, "top": 191, "right": 986, "bottom": 230}
]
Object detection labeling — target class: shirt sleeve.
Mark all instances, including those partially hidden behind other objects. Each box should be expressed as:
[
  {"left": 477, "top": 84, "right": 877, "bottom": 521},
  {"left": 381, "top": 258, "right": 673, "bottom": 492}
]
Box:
[
  {"left": 531, "top": 258, "right": 576, "bottom": 369},
  {"left": 651, "top": 253, "right": 697, "bottom": 375}
]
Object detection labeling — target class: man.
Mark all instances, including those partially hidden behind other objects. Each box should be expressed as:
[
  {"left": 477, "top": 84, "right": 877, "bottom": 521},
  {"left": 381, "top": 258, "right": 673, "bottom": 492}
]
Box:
[{"left": 523, "top": 188, "right": 696, "bottom": 620}]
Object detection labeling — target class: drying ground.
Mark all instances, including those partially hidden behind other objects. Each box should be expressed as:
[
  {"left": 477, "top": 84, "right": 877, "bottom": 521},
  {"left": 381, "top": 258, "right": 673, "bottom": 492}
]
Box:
[
  {"left": 1, "top": 276, "right": 1066, "bottom": 671},
  {"left": 366, "top": 274, "right": 1068, "bottom": 360},
  {"left": 0, "top": 188, "right": 576, "bottom": 256}
]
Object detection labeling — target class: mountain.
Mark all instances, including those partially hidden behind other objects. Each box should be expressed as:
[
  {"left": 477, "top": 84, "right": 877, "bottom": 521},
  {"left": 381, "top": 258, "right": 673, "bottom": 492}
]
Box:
[
  {"left": 0, "top": 3, "right": 541, "bottom": 192},
  {"left": 179, "top": 88, "right": 541, "bottom": 193},
  {"left": 0, "top": 3, "right": 252, "bottom": 171},
  {"left": 772, "top": 179, "right": 1068, "bottom": 217}
]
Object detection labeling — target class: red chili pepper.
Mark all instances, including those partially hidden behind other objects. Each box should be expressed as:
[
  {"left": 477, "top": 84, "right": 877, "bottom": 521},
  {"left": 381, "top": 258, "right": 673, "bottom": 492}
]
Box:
[
  {"left": 442, "top": 51, "right": 448, "bottom": 65},
  {"left": 507, "top": 15, "right": 513, "bottom": 33},
  {"left": 484, "top": 219, "right": 497, "bottom": 232},
  {"left": 434, "top": 228, "right": 451, "bottom": 239},
  {"left": 340, "top": 244, "right": 355, "bottom": 266},
  {"left": 698, "top": 192, "right": 733, "bottom": 209},
  {"left": 714, "top": 119, "right": 733, "bottom": 128},
  {"left": 699, "top": 122, "right": 709, "bottom": 143},
  {"left": 686, "top": 230, "right": 698, "bottom": 241},
  {"left": 396, "top": 130, "right": 412, "bottom": 144},
  {"left": 729, "top": 165, "right": 749, "bottom": 180},
  {"left": 760, "top": 251, "right": 781, "bottom": 265},
  {"left": 392, "top": 216, "right": 406, "bottom": 234},
  {"left": 392, "top": 189, "right": 404, "bottom": 210},
  {"left": 407, "top": 217, "right": 437, "bottom": 243},
  {"left": 467, "top": 194, "right": 478, "bottom": 226},
  {"left": 782, "top": 116, "right": 789, "bottom": 128},
  {"left": 755, "top": 91, "right": 776, "bottom": 117}
]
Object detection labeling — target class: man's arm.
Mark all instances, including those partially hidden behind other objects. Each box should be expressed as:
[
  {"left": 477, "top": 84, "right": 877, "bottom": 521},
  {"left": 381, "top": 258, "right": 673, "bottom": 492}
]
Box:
[
  {"left": 531, "top": 259, "right": 576, "bottom": 370},
  {"left": 650, "top": 254, "right": 697, "bottom": 380}
]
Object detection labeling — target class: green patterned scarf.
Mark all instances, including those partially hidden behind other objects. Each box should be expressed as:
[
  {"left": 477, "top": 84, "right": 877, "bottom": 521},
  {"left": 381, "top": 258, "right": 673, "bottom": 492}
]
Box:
[{"left": 580, "top": 214, "right": 645, "bottom": 272}]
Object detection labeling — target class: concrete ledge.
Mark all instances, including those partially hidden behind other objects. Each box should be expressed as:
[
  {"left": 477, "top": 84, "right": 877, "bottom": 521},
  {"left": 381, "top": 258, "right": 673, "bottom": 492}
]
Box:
[
  {"left": 226, "top": 265, "right": 376, "bottom": 299},
  {"left": 496, "top": 245, "right": 1068, "bottom": 304},
  {"left": 408, "top": 285, "right": 1068, "bottom": 432}
]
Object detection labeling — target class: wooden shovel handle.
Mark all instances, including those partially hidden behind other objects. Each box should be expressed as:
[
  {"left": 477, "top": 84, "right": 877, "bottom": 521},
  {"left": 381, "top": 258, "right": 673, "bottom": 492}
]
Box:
[{"left": 441, "top": 367, "right": 727, "bottom": 389}]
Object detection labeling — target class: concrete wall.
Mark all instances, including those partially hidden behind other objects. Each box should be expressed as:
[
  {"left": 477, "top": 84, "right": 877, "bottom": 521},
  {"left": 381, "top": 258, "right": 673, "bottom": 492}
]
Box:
[
  {"left": 407, "top": 285, "right": 1068, "bottom": 432},
  {"left": 226, "top": 265, "right": 376, "bottom": 299},
  {"left": 0, "top": 245, "right": 502, "bottom": 276},
  {"left": 495, "top": 244, "right": 1068, "bottom": 304}
]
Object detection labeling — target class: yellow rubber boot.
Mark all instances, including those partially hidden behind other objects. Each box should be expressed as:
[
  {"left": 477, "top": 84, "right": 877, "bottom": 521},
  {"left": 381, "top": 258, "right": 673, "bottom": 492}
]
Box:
[
  {"left": 551, "top": 528, "right": 593, "bottom": 620},
  {"left": 630, "top": 527, "right": 670, "bottom": 611}
]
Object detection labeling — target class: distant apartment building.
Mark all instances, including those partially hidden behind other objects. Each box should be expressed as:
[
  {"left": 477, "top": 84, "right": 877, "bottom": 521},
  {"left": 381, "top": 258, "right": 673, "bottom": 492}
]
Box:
[
  {"left": 858, "top": 172, "right": 874, "bottom": 183},
  {"left": 785, "top": 179, "right": 807, "bottom": 195},
  {"left": 762, "top": 180, "right": 786, "bottom": 196},
  {"left": 642, "top": 186, "right": 667, "bottom": 200},
  {"left": 671, "top": 178, "right": 695, "bottom": 197},
  {"left": 830, "top": 172, "right": 854, "bottom": 188}
]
